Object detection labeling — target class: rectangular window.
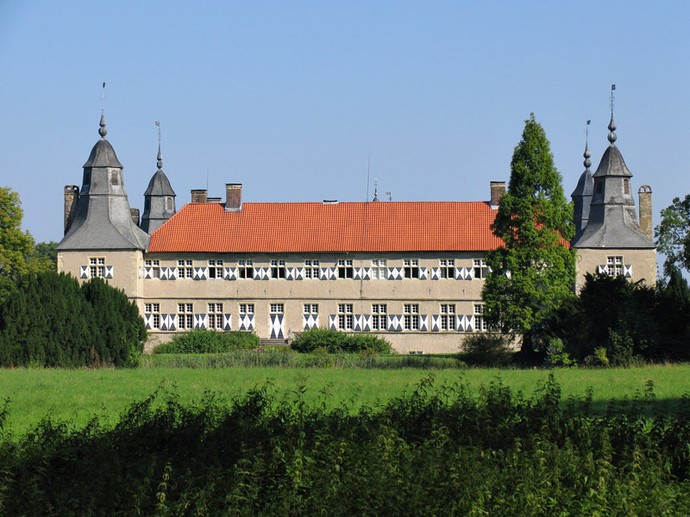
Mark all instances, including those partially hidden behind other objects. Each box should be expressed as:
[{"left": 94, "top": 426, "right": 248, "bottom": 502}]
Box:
[
  {"left": 338, "top": 303, "right": 354, "bottom": 330},
  {"left": 177, "top": 259, "right": 193, "bottom": 279},
  {"left": 304, "top": 259, "right": 320, "bottom": 279},
  {"left": 207, "top": 303, "right": 224, "bottom": 329},
  {"left": 239, "top": 303, "right": 254, "bottom": 315},
  {"left": 177, "top": 303, "right": 194, "bottom": 330},
  {"left": 89, "top": 257, "right": 106, "bottom": 278},
  {"left": 338, "top": 259, "right": 354, "bottom": 279},
  {"left": 404, "top": 304, "right": 420, "bottom": 331},
  {"left": 145, "top": 259, "right": 160, "bottom": 278},
  {"left": 145, "top": 303, "right": 160, "bottom": 329},
  {"left": 371, "top": 304, "right": 387, "bottom": 330},
  {"left": 270, "top": 259, "right": 286, "bottom": 279},
  {"left": 403, "top": 259, "right": 420, "bottom": 279},
  {"left": 303, "top": 303, "right": 319, "bottom": 314},
  {"left": 371, "top": 259, "right": 387, "bottom": 279},
  {"left": 439, "top": 304, "right": 456, "bottom": 331},
  {"left": 606, "top": 256, "right": 623, "bottom": 276},
  {"left": 208, "top": 259, "right": 224, "bottom": 279},
  {"left": 238, "top": 259, "right": 254, "bottom": 279},
  {"left": 474, "top": 304, "right": 488, "bottom": 332},
  {"left": 439, "top": 259, "right": 455, "bottom": 279},
  {"left": 270, "top": 303, "right": 284, "bottom": 314},
  {"left": 473, "top": 259, "right": 489, "bottom": 279}
]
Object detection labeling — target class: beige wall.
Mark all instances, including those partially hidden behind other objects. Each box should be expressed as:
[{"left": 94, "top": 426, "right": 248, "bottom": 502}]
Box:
[
  {"left": 575, "top": 248, "right": 657, "bottom": 292},
  {"left": 57, "top": 250, "right": 145, "bottom": 298},
  {"left": 140, "top": 251, "right": 490, "bottom": 353}
]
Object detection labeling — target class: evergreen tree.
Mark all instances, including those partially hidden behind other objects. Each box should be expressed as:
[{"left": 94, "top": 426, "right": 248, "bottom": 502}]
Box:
[
  {"left": 82, "top": 278, "right": 146, "bottom": 367},
  {"left": 482, "top": 114, "right": 575, "bottom": 347}
]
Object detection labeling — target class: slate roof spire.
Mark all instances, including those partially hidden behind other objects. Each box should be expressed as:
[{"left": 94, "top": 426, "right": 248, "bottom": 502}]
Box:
[
  {"left": 571, "top": 90, "right": 653, "bottom": 250},
  {"left": 571, "top": 121, "right": 594, "bottom": 241},
  {"left": 141, "top": 121, "right": 177, "bottom": 234},
  {"left": 57, "top": 112, "right": 150, "bottom": 251}
]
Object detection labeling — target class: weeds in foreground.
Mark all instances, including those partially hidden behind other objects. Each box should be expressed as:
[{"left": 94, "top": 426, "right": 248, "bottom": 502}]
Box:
[{"left": 1, "top": 375, "right": 690, "bottom": 515}]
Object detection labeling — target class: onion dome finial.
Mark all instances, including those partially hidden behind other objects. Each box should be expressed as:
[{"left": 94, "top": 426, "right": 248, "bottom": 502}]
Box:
[{"left": 98, "top": 110, "right": 107, "bottom": 138}]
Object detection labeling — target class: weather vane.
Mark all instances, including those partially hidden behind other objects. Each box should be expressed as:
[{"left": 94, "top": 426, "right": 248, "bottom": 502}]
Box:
[{"left": 610, "top": 83, "right": 616, "bottom": 116}]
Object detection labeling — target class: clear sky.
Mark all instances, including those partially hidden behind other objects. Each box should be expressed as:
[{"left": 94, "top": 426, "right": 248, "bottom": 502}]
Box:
[{"left": 1, "top": 1, "right": 689, "bottom": 246}]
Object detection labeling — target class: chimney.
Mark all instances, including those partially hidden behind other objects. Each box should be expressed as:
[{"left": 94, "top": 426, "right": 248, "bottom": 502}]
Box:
[
  {"left": 638, "top": 185, "right": 653, "bottom": 241},
  {"left": 225, "top": 183, "right": 242, "bottom": 211},
  {"left": 490, "top": 181, "right": 506, "bottom": 208},
  {"left": 130, "top": 208, "right": 140, "bottom": 226},
  {"left": 191, "top": 189, "right": 208, "bottom": 203},
  {"left": 64, "top": 185, "right": 79, "bottom": 234}
]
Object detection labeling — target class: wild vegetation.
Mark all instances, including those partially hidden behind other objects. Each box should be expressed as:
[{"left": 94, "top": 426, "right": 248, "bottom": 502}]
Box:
[{"left": 1, "top": 375, "right": 690, "bottom": 515}]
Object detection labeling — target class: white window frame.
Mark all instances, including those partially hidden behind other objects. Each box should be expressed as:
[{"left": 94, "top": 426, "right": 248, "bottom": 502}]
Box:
[{"left": 403, "top": 259, "right": 420, "bottom": 279}]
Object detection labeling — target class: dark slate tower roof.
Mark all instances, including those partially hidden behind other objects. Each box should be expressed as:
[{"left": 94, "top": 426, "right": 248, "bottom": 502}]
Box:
[
  {"left": 57, "top": 113, "right": 150, "bottom": 251},
  {"left": 571, "top": 140, "right": 594, "bottom": 240},
  {"left": 141, "top": 143, "right": 177, "bottom": 233},
  {"left": 572, "top": 116, "right": 654, "bottom": 249}
]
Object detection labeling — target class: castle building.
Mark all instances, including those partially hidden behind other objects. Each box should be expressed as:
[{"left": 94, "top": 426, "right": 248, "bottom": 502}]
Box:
[
  {"left": 57, "top": 112, "right": 656, "bottom": 353},
  {"left": 571, "top": 115, "right": 656, "bottom": 290}
]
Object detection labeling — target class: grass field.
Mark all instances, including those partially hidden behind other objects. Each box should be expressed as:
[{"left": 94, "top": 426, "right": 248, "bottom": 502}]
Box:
[{"left": 2, "top": 362, "right": 690, "bottom": 436}]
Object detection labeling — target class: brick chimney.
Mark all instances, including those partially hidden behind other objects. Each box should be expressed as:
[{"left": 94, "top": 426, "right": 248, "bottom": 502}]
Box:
[
  {"left": 64, "top": 185, "right": 79, "bottom": 234},
  {"left": 225, "top": 183, "right": 242, "bottom": 211},
  {"left": 191, "top": 189, "right": 208, "bottom": 203},
  {"left": 490, "top": 181, "right": 506, "bottom": 208},
  {"left": 638, "top": 185, "right": 653, "bottom": 241}
]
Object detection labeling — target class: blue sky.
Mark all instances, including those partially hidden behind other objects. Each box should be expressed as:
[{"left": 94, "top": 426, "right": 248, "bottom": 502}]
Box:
[{"left": 1, "top": 1, "right": 689, "bottom": 245}]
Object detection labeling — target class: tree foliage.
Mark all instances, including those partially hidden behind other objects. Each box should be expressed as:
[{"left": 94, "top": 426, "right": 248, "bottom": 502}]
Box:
[
  {"left": 0, "top": 272, "right": 145, "bottom": 367},
  {"left": 0, "top": 187, "right": 54, "bottom": 302},
  {"left": 655, "top": 194, "right": 690, "bottom": 276},
  {"left": 482, "top": 114, "right": 575, "bottom": 342}
]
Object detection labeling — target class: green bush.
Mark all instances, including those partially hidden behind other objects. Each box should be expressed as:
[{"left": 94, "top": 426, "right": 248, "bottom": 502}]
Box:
[
  {"left": 153, "top": 330, "right": 260, "bottom": 354},
  {"left": 0, "top": 272, "right": 145, "bottom": 368},
  {"left": 290, "top": 327, "right": 393, "bottom": 354},
  {"left": 461, "top": 332, "right": 512, "bottom": 366}
]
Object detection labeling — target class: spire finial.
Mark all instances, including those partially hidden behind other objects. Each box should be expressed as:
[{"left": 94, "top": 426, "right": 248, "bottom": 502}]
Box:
[
  {"left": 373, "top": 179, "right": 379, "bottom": 201},
  {"left": 155, "top": 121, "right": 163, "bottom": 170},
  {"left": 98, "top": 82, "right": 107, "bottom": 138},
  {"left": 584, "top": 120, "right": 592, "bottom": 169},
  {"left": 608, "top": 84, "right": 617, "bottom": 144},
  {"left": 98, "top": 110, "right": 107, "bottom": 138}
]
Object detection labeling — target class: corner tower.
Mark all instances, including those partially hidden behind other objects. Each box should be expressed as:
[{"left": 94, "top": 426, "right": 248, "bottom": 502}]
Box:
[
  {"left": 571, "top": 110, "right": 656, "bottom": 290},
  {"left": 57, "top": 113, "right": 149, "bottom": 297},
  {"left": 141, "top": 142, "right": 176, "bottom": 233}
]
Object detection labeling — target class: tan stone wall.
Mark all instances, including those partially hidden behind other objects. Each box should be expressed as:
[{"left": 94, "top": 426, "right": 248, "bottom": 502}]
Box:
[
  {"left": 57, "top": 250, "right": 145, "bottom": 298},
  {"left": 141, "top": 251, "right": 490, "bottom": 354},
  {"left": 575, "top": 248, "right": 657, "bottom": 292}
]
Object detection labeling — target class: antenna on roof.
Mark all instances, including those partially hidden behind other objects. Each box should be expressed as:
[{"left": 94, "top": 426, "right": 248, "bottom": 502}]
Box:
[
  {"left": 386, "top": 191, "right": 392, "bottom": 202},
  {"left": 365, "top": 152, "right": 371, "bottom": 202}
]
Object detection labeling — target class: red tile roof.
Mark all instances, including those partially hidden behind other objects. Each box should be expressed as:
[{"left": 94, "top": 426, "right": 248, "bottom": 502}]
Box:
[{"left": 148, "top": 201, "right": 503, "bottom": 253}]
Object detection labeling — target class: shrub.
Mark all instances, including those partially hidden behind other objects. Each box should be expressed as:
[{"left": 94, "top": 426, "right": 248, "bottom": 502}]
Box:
[
  {"left": 461, "top": 332, "right": 512, "bottom": 366},
  {"left": 153, "top": 330, "right": 260, "bottom": 354},
  {"left": 544, "top": 338, "right": 574, "bottom": 367},
  {"left": 0, "top": 272, "right": 145, "bottom": 368},
  {"left": 291, "top": 328, "right": 393, "bottom": 354}
]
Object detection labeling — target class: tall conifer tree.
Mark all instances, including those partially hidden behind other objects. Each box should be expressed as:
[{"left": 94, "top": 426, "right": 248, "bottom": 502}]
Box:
[{"left": 483, "top": 114, "right": 575, "bottom": 345}]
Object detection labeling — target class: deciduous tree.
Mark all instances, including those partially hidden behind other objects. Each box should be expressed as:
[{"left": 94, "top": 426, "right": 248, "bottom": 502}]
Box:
[{"left": 655, "top": 194, "right": 690, "bottom": 276}]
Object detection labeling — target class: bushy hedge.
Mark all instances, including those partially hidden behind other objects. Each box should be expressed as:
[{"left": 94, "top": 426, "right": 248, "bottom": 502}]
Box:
[
  {"left": 153, "top": 329, "right": 260, "bottom": 354},
  {"left": 290, "top": 327, "right": 393, "bottom": 354},
  {"left": 1, "top": 377, "right": 690, "bottom": 515},
  {"left": 0, "top": 272, "right": 145, "bottom": 368}
]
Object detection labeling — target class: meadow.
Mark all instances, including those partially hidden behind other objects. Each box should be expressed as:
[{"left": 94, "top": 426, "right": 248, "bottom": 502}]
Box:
[{"left": 2, "top": 358, "right": 690, "bottom": 435}]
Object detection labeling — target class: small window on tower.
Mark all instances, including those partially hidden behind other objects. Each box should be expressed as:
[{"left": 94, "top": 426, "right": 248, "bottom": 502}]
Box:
[{"left": 110, "top": 171, "right": 120, "bottom": 186}]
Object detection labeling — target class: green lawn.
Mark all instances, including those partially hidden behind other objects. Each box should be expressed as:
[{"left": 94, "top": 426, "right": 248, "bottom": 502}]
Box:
[{"left": 2, "top": 364, "right": 690, "bottom": 436}]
